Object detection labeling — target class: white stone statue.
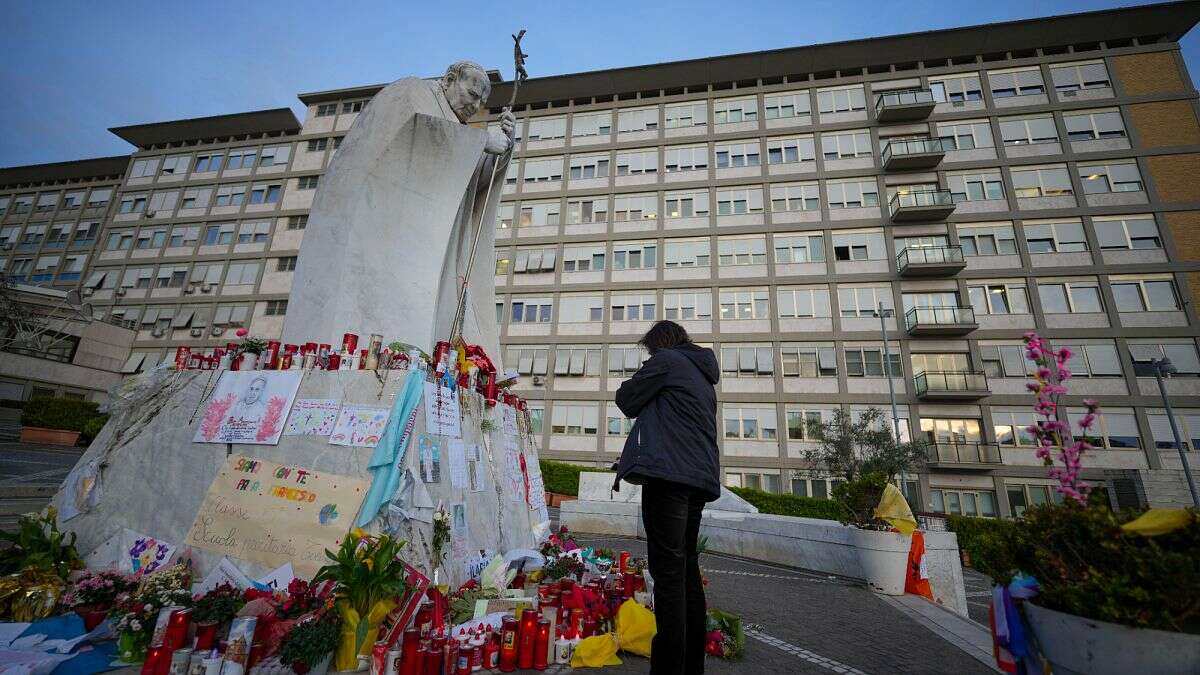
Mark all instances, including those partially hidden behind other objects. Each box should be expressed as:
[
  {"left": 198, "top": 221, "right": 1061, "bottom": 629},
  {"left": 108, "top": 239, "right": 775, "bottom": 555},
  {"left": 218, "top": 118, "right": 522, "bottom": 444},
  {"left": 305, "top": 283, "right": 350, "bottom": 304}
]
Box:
[{"left": 283, "top": 61, "right": 516, "bottom": 367}]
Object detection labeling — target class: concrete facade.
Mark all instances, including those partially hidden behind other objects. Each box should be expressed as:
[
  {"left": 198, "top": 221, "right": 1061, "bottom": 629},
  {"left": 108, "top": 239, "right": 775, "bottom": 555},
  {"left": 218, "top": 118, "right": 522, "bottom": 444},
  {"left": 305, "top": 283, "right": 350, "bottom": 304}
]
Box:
[{"left": 5, "top": 1, "right": 1200, "bottom": 514}]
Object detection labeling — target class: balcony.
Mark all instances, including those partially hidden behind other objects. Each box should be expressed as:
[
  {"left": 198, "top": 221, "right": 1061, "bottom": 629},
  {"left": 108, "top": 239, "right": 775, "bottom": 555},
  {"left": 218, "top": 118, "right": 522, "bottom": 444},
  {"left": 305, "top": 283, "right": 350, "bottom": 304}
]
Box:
[
  {"left": 882, "top": 137, "right": 946, "bottom": 170},
  {"left": 875, "top": 88, "right": 937, "bottom": 122},
  {"left": 889, "top": 189, "right": 956, "bottom": 222},
  {"left": 904, "top": 306, "right": 977, "bottom": 336},
  {"left": 914, "top": 371, "right": 990, "bottom": 400},
  {"left": 925, "top": 443, "right": 1002, "bottom": 469},
  {"left": 897, "top": 246, "right": 966, "bottom": 277}
]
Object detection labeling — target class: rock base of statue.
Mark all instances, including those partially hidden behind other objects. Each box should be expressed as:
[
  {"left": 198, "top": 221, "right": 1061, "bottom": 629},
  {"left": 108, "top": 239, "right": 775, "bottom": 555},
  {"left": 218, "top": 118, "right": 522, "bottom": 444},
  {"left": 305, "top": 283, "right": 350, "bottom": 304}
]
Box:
[{"left": 51, "top": 367, "right": 545, "bottom": 588}]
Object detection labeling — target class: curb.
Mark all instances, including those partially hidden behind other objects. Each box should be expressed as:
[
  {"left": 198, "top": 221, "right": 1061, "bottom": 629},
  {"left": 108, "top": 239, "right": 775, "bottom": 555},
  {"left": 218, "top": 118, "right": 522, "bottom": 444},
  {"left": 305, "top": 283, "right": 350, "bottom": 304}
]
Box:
[
  {"left": 879, "top": 592, "right": 1001, "bottom": 673},
  {"left": 0, "top": 485, "right": 57, "bottom": 499}
]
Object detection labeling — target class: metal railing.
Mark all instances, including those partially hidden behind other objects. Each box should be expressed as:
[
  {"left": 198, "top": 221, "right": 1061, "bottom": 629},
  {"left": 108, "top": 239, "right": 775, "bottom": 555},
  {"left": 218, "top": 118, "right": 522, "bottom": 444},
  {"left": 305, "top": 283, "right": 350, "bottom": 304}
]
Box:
[
  {"left": 896, "top": 246, "right": 964, "bottom": 269},
  {"left": 904, "top": 306, "right": 976, "bottom": 331},
  {"left": 889, "top": 188, "right": 954, "bottom": 215},
  {"left": 881, "top": 137, "right": 946, "bottom": 164},
  {"left": 874, "top": 88, "right": 936, "bottom": 114},
  {"left": 926, "top": 443, "right": 1002, "bottom": 464},
  {"left": 914, "top": 371, "right": 989, "bottom": 396}
]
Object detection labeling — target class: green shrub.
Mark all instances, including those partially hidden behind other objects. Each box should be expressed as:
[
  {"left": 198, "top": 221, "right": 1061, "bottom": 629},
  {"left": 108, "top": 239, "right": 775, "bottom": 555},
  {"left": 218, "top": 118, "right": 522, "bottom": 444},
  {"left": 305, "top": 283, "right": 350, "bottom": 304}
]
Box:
[
  {"left": 946, "top": 514, "right": 1018, "bottom": 564},
  {"left": 729, "top": 487, "right": 846, "bottom": 521},
  {"left": 540, "top": 460, "right": 610, "bottom": 496},
  {"left": 80, "top": 416, "right": 109, "bottom": 442},
  {"left": 20, "top": 398, "right": 101, "bottom": 433},
  {"left": 831, "top": 472, "right": 889, "bottom": 528},
  {"left": 971, "top": 504, "right": 1200, "bottom": 634}
]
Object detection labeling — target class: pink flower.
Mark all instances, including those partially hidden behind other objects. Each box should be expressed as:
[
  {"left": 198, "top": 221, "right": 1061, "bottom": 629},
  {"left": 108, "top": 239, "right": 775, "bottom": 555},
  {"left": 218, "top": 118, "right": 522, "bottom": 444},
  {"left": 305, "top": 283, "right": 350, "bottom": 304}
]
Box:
[{"left": 235, "top": 327, "right": 249, "bottom": 337}]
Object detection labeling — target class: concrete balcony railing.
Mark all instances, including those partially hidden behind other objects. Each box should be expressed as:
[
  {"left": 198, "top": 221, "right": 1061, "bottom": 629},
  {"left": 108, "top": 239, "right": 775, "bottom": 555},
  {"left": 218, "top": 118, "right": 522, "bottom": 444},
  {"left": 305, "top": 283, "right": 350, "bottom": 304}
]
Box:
[
  {"left": 904, "top": 306, "right": 978, "bottom": 336},
  {"left": 889, "top": 189, "right": 956, "bottom": 222},
  {"left": 875, "top": 88, "right": 937, "bottom": 122},
  {"left": 896, "top": 246, "right": 966, "bottom": 277},
  {"left": 882, "top": 137, "right": 946, "bottom": 170},
  {"left": 914, "top": 371, "right": 990, "bottom": 400}
]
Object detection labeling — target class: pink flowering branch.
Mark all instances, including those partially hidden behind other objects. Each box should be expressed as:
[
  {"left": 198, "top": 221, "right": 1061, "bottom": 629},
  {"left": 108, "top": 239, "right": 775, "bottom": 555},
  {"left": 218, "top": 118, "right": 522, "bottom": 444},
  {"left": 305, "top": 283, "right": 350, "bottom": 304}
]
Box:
[{"left": 1023, "top": 332, "right": 1094, "bottom": 505}]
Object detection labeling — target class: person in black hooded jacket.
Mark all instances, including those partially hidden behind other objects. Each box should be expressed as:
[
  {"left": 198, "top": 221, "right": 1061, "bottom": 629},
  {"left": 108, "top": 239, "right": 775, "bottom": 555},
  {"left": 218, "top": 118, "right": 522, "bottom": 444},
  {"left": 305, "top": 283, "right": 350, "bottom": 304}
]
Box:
[{"left": 613, "top": 320, "right": 720, "bottom": 675}]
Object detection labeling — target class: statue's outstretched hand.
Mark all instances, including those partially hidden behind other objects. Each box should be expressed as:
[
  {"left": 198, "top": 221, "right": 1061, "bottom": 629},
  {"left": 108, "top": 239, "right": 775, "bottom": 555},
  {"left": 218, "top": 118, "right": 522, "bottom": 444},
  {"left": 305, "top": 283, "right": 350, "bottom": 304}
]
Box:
[{"left": 485, "top": 108, "right": 516, "bottom": 155}]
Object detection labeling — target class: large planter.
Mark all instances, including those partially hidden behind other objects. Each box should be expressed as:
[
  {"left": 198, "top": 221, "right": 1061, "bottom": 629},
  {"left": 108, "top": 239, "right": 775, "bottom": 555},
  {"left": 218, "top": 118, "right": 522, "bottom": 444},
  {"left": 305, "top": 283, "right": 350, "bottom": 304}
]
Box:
[
  {"left": 848, "top": 528, "right": 911, "bottom": 595},
  {"left": 20, "top": 426, "right": 81, "bottom": 446},
  {"left": 1025, "top": 602, "right": 1200, "bottom": 675}
]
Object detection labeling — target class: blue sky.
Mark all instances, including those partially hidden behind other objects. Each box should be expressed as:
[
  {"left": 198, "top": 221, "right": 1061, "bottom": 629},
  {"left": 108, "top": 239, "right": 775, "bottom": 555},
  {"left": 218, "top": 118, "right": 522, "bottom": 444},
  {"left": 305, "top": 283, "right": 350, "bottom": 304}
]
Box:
[{"left": 1, "top": 0, "right": 1196, "bottom": 168}]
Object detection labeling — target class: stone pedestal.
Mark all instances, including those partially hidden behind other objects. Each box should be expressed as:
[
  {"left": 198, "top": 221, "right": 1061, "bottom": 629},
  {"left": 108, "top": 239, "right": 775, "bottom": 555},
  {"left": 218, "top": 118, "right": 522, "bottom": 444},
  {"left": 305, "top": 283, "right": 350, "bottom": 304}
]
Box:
[{"left": 53, "top": 369, "right": 544, "bottom": 586}]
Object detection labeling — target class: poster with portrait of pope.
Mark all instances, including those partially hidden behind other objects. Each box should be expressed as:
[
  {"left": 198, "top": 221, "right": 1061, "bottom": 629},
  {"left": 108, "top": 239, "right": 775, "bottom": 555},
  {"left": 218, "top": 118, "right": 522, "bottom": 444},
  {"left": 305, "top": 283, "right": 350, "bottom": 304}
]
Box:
[{"left": 193, "top": 370, "right": 303, "bottom": 444}]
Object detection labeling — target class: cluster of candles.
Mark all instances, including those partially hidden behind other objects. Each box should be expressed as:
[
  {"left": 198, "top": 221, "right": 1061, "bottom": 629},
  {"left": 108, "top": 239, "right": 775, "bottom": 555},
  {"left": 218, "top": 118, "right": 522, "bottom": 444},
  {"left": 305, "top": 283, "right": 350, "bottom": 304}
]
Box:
[
  {"left": 375, "top": 553, "right": 643, "bottom": 675},
  {"left": 172, "top": 333, "right": 530, "bottom": 411}
]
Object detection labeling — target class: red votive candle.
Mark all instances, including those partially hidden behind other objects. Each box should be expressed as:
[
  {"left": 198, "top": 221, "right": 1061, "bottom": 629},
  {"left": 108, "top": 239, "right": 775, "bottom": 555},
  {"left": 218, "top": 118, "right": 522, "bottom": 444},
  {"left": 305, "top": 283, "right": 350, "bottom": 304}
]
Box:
[
  {"left": 265, "top": 340, "right": 281, "bottom": 369},
  {"left": 533, "top": 618, "right": 550, "bottom": 670},
  {"left": 498, "top": 616, "right": 518, "bottom": 672},
  {"left": 194, "top": 621, "right": 218, "bottom": 651},
  {"left": 342, "top": 333, "right": 359, "bottom": 354},
  {"left": 327, "top": 353, "right": 341, "bottom": 370},
  {"left": 517, "top": 608, "right": 538, "bottom": 669},
  {"left": 399, "top": 628, "right": 420, "bottom": 675},
  {"left": 141, "top": 646, "right": 164, "bottom": 675}
]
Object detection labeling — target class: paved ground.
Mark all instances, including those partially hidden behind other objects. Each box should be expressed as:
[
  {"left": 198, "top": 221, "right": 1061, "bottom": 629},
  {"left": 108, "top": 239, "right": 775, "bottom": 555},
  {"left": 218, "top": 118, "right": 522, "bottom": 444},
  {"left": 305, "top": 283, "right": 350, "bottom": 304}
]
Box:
[
  {"left": 0, "top": 442, "right": 81, "bottom": 530},
  {"left": 963, "top": 568, "right": 994, "bottom": 626},
  {"left": 3, "top": 445, "right": 998, "bottom": 674}
]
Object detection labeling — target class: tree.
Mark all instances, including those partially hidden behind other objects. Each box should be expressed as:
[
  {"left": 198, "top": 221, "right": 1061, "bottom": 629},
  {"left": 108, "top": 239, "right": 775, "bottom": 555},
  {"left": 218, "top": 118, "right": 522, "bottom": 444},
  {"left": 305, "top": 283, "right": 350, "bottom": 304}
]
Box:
[{"left": 801, "top": 407, "right": 926, "bottom": 484}]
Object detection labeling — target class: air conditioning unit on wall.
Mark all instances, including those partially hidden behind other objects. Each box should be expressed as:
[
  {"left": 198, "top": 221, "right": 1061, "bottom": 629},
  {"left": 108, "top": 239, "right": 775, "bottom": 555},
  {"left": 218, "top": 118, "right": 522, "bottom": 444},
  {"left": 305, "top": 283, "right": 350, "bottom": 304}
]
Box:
[{"left": 532, "top": 375, "right": 545, "bottom": 386}]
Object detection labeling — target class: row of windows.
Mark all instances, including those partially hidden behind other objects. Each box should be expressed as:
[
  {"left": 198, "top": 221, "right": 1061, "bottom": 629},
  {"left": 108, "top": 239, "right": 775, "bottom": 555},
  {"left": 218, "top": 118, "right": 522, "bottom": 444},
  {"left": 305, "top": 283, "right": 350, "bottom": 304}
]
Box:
[
  {"left": 0, "top": 187, "right": 112, "bottom": 218},
  {"left": 496, "top": 275, "right": 1184, "bottom": 327},
  {"left": 104, "top": 299, "right": 286, "bottom": 343},
  {"left": 507, "top": 107, "right": 1128, "bottom": 180},
  {"left": 495, "top": 215, "right": 1163, "bottom": 276},
  {"left": 115, "top": 180, "right": 294, "bottom": 215},
  {"left": 79, "top": 254, "right": 297, "bottom": 292},
  {"left": 127, "top": 144, "right": 294, "bottom": 182},
  {"left": 496, "top": 162, "right": 1144, "bottom": 231},
  {"left": 488, "top": 59, "right": 1113, "bottom": 144},
  {"left": 504, "top": 340, "right": 1198, "bottom": 380}
]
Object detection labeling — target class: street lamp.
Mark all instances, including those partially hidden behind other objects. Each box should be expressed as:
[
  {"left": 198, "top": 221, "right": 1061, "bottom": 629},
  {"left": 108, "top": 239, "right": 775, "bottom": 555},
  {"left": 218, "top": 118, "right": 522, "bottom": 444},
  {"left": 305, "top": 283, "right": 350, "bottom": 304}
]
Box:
[
  {"left": 1151, "top": 357, "right": 1200, "bottom": 507},
  {"left": 875, "top": 303, "right": 909, "bottom": 500}
]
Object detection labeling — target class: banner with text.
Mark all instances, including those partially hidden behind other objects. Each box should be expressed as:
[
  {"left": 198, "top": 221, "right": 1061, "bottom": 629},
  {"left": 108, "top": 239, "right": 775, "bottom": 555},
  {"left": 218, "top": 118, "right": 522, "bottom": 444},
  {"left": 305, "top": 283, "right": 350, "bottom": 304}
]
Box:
[{"left": 184, "top": 454, "right": 368, "bottom": 577}]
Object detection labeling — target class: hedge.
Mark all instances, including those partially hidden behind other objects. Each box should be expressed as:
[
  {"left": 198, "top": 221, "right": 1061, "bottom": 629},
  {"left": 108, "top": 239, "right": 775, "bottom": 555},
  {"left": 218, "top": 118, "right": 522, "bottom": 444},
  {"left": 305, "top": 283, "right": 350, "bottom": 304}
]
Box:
[
  {"left": 946, "top": 514, "right": 1019, "bottom": 563},
  {"left": 20, "top": 398, "right": 102, "bottom": 433},
  {"left": 540, "top": 460, "right": 611, "bottom": 497},
  {"left": 80, "top": 416, "right": 109, "bottom": 442},
  {"left": 729, "top": 487, "right": 847, "bottom": 521}
]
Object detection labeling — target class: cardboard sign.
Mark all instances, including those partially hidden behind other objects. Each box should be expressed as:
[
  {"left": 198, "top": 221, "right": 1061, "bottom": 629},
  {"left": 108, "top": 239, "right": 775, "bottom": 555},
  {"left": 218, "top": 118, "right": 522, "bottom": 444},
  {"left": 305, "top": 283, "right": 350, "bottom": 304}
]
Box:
[
  {"left": 284, "top": 399, "right": 341, "bottom": 436},
  {"left": 424, "top": 382, "right": 462, "bottom": 438},
  {"left": 329, "top": 406, "right": 391, "bottom": 447},
  {"left": 193, "top": 371, "right": 302, "bottom": 444},
  {"left": 184, "top": 454, "right": 368, "bottom": 577}
]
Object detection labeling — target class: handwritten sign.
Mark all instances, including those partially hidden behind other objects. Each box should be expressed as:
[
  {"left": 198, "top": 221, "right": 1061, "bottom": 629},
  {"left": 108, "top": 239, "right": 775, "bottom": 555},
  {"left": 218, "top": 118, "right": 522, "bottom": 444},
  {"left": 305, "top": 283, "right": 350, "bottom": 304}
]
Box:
[
  {"left": 417, "top": 434, "right": 443, "bottom": 483},
  {"left": 502, "top": 405, "right": 518, "bottom": 436},
  {"left": 193, "top": 371, "right": 301, "bottom": 444},
  {"left": 447, "top": 439, "right": 468, "bottom": 490},
  {"left": 284, "top": 399, "right": 341, "bottom": 436},
  {"left": 424, "top": 382, "right": 461, "bottom": 438},
  {"left": 184, "top": 454, "right": 368, "bottom": 577},
  {"left": 122, "top": 529, "right": 176, "bottom": 578},
  {"left": 329, "top": 406, "right": 390, "bottom": 447}
]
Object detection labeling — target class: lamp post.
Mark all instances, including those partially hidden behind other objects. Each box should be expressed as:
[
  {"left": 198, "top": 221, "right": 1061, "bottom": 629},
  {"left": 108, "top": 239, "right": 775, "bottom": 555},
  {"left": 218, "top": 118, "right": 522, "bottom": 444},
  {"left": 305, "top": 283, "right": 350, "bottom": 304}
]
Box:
[
  {"left": 1151, "top": 357, "right": 1200, "bottom": 507},
  {"left": 876, "top": 303, "right": 909, "bottom": 499}
]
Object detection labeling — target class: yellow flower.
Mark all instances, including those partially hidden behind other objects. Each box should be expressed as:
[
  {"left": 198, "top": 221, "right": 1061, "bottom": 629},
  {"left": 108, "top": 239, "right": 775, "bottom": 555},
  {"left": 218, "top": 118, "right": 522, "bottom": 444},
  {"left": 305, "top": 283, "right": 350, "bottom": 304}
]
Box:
[
  {"left": 351, "top": 527, "right": 367, "bottom": 540},
  {"left": 365, "top": 557, "right": 374, "bottom": 572}
]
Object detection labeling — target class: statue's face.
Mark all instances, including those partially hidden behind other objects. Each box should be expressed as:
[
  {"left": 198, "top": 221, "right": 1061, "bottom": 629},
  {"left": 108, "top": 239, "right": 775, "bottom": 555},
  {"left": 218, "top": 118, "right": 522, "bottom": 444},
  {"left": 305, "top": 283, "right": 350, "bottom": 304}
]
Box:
[{"left": 443, "top": 68, "right": 491, "bottom": 122}]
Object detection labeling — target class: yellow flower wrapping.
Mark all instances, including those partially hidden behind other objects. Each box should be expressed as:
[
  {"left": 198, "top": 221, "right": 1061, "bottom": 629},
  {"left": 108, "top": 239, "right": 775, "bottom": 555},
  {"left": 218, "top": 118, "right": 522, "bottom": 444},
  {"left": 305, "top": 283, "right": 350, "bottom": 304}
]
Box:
[
  {"left": 0, "top": 570, "right": 64, "bottom": 622},
  {"left": 571, "top": 599, "right": 656, "bottom": 668},
  {"left": 333, "top": 598, "right": 398, "bottom": 671}
]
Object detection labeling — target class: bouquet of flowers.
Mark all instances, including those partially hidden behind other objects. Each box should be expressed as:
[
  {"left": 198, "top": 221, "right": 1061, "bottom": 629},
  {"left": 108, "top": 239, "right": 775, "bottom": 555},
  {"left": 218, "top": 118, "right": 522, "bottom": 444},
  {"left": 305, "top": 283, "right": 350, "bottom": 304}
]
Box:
[
  {"left": 704, "top": 608, "right": 745, "bottom": 659},
  {"left": 192, "top": 582, "right": 245, "bottom": 625},
  {"left": 431, "top": 506, "right": 451, "bottom": 579},
  {"left": 279, "top": 609, "right": 341, "bottom": 675},
  {"left": 313, "top": 529, "right": 410, "bottom": 671},
  {"left": 62, "top": 569, "right": 136, "bottom": 610},
  {"left": 111, "top": 565, "right": 193, "bottom": 662}
]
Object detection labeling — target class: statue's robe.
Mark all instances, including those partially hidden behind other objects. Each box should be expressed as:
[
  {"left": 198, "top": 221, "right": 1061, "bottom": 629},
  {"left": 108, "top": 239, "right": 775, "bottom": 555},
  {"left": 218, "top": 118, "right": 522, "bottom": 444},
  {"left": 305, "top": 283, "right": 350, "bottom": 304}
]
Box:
[{"left": 283, "top": 78, "right": 508, "bottom": 368}]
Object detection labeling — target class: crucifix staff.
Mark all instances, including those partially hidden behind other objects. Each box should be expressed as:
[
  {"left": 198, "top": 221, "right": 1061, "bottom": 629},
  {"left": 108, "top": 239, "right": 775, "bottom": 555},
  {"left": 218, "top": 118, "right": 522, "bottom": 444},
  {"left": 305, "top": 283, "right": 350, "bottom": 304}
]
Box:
[{"left": 449, "top": 30, "right": 528, "bottom": 343}]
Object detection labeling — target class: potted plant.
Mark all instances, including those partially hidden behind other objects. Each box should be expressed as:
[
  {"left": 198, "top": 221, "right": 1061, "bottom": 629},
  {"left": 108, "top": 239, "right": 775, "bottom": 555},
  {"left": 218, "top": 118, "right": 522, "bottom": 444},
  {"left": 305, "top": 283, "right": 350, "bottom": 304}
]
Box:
[
  {"left": 313, "top": 529, "right": 409, "bottom": 671},
  {"left": 800, "top": 407, "right": 926, "bottom": 595},
  {"left": 63, "top": 569, "right": 136, "bottom": 630},
  {"left": 17, "top": 398, "right": 101, "bottom": 446},
  {"left": 974, "top": 334, "right": 1200, "bottom": 674},
  {"left": 279, "top": 611, "right": 341, "bottom": 675},
  {"left": 232, "top": 328, "right": 268, "bottom": 370},
  {"left": 110, "top": 565, "right": 192, "bottom": 663},
  {"left": 192, "top": 582, "right": 245, "bottom": 649}
]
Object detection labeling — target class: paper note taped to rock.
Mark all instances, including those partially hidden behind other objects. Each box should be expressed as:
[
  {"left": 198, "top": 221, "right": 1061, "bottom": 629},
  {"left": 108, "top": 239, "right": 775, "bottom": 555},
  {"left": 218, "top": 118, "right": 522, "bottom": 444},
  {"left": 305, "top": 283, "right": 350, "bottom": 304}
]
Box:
[{"left": 184, "top": 454, "right": 367, "bottom": 577}]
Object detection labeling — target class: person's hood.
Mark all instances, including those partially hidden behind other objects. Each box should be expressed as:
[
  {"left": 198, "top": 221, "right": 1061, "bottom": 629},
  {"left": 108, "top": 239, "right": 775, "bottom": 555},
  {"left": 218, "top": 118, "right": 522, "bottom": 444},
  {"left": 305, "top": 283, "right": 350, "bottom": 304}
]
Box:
[{"left": 673, "top": 342, "right": 720, "bottom": 384}]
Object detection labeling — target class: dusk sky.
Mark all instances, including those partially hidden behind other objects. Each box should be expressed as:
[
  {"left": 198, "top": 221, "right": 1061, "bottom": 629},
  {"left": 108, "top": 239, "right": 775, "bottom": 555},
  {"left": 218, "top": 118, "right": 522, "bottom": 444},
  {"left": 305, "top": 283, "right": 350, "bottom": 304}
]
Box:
[{"left": 1, "top": 0, "right": 1196, "bottom": 168}]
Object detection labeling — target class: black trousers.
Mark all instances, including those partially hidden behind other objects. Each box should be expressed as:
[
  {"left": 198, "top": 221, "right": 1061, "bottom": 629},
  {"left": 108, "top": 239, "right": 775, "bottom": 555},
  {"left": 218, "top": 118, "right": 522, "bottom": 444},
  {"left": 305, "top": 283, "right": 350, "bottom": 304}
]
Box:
[{"left": 642, "top": 478, "right": 707, "bottom": 675}]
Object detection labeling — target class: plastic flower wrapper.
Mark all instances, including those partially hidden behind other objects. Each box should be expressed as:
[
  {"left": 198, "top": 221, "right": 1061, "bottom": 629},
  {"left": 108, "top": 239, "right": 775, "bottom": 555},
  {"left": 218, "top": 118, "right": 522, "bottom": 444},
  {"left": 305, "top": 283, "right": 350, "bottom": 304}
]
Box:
[{"left": 571, "top": 598, "right": 656, "bottom": 668}]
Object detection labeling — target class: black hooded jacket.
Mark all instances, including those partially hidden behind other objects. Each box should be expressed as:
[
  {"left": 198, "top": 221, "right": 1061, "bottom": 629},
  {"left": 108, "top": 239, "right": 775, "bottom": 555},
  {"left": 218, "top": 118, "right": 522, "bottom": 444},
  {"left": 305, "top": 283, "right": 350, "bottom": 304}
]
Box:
[{"left": 612, "top": 343, "right": 721, "bottom": 501}]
